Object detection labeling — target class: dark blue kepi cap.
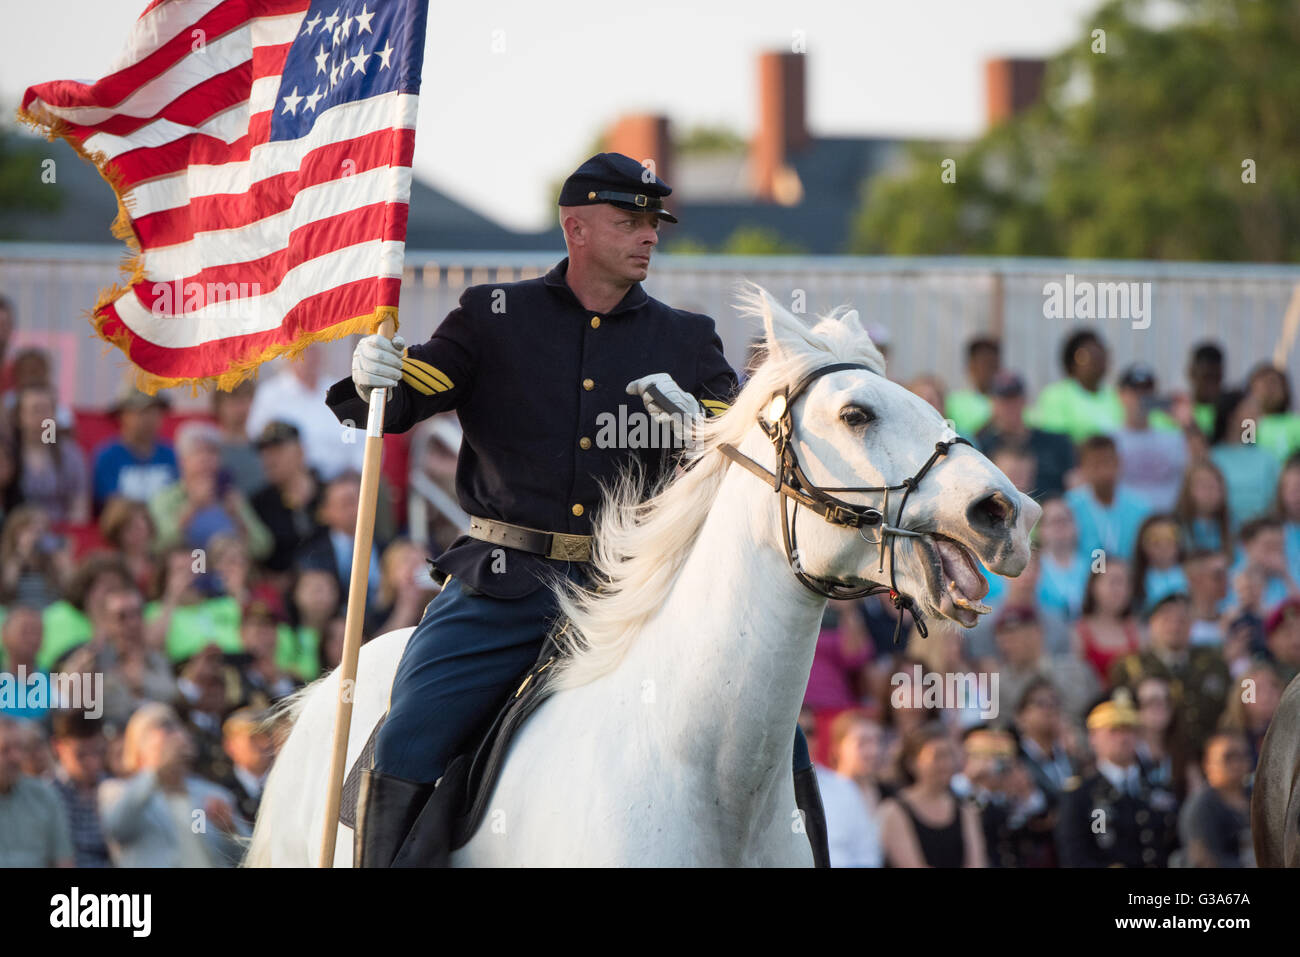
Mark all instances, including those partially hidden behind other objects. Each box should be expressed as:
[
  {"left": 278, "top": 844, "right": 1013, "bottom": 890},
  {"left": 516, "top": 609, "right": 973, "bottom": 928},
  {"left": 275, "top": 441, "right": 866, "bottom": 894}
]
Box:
[{"left": 558, "top": 152, "right": 678, "bottom": 223}]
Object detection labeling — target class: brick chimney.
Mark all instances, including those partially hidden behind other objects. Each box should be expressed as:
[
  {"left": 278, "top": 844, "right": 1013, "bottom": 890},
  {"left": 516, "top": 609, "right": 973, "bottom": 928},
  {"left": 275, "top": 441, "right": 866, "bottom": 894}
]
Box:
[
  {"left": 604, "top": 114, "right": 674, "bottom": 192},
  {"left": 984, "top": 58, "right": 1046, "bottom": 126},
  {"left": 752, "top": 51, "right": 809, "bottom": 203}
]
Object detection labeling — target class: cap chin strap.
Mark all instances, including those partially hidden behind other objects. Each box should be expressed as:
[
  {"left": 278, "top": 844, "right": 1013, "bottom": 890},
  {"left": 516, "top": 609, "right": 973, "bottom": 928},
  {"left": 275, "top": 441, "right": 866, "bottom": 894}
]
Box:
[{"left": 717, "top": 361, "right": 971, "bottom": 643}]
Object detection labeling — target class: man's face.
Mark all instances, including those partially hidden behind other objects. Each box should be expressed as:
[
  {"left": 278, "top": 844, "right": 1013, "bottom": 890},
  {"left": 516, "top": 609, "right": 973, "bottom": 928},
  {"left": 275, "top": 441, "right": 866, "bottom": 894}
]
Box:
[
  {"left": 321, "top": 480, "right": 360, "bottom": 532},
  {"left": 215, "top": 390, "right": 253, "bottom": 430},
  {"left": 259, "top": 440, "right": 302, "bottom": 485},
  {"left": 241, "top": 619, "right": 278, "bottom": 659},
  {"left": 104, "top": 591, "right": 144, "bottom": 645},
  {"left": 1018, "top": 688, "right": 1061, "bottom": 738},
  {"left": 997, "top": 621, "right": 1043, "bottom": 667},
  {"left": 1081, "top": 447, "right": 1119, "bottom": 491},
  {"left": 2, "top": 610, "right": 42, "bottom": 666},
  {"left": 1186, "top": 555, "right": 1228, "bottom": 604},
  {"left": 1246, "top": 529, "right": 1287, "bottom": 573},
  {"left": 969, "top": 348, "right": 1000, "bottom": 390},
  {"left": 991, "top": 394, "right": 1025, "bottom": 430},
  {"left": 1091, "top": 725, "right": 1137, "bottom": 767},
  {"left": 564, "top": 204, "right": 661, "bottom": 284},
  {"left": 121, "top": 405, "right": 163, "bottom": 444},
  {"left": 54, "top": 734, "right": 106, "bottom": 787},
  {"left": 1149, "top": 600, "right": 1192, "bottom": 652},
  {"left": 1119, "top": 384, "right": 1152, "bottom": 421},
  {"left": 1189, "top": 358, "right": 1222, "bottom": 403},
  {"left": 1072, "top": 340, "right": 1108, "bottom": 386}
]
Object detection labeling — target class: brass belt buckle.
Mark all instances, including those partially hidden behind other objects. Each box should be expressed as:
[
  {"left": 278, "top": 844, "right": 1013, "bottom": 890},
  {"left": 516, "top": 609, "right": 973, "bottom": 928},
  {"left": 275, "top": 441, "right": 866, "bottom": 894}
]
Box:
[{"left": 548, "top": 533, "right": 591, "bottom": 562}]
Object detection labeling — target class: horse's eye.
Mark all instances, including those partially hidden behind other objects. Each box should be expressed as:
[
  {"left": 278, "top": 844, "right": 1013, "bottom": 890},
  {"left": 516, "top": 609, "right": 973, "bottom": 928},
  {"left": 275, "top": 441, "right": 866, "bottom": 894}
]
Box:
[{"left": 839, "top": 405, "right": 875, "bottom": 428}]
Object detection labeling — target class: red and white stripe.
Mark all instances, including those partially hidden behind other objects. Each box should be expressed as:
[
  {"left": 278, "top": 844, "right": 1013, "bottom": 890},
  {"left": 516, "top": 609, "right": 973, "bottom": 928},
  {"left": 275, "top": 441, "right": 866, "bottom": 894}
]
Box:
[{"left": 22, "top": 0, "right": 417, "bottom": 384}]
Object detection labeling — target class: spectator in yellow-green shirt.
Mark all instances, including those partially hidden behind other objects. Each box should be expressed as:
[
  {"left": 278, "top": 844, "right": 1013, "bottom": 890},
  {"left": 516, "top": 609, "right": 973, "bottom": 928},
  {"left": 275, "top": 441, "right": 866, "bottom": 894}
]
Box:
[
  {"left": 1027, "top": 328, "right": 1123, "bottom": 443},
  {"left": 945, "top": 336, "right": 1001, "bottom": 439},
  {"left": 1247, "top": 362, "right": 1300, "bottom": 465},
  {"left": 36, "top": 555, "right": 135, "bottom": 671}
]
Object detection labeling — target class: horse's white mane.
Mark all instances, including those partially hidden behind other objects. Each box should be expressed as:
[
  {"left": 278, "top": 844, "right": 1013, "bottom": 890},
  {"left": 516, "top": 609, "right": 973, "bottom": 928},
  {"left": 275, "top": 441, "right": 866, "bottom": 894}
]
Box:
[{"left": 550, "top": 282, "right": 887, "bottom": 690}]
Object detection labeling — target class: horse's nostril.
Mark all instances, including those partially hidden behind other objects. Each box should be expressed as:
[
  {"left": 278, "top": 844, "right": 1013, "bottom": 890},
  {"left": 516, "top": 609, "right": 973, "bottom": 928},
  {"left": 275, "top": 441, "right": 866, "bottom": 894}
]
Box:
[{"left": 969, "top": 490, "right": 1017, "bottom": 531}]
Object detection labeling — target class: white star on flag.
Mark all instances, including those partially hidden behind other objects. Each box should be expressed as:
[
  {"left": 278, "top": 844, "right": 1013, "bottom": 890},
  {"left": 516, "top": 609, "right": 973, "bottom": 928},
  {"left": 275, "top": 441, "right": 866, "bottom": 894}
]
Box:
[
  {"left": 315, "top": 44, "right": 330, "bottom": 74},
  {"left": 351, "top": 44, "right": 370, "bottom": 75},
  {"left": 304, "top": 86, "right": 324, "bottom": 112},
  {"left": 281, "top": 86, "right": 303, "bottom": 114},
  {"left": 322, "top": 8, "right": 340, "bottom": 33},
  {"left": 302, "top": 12, "right": 322, "bottom": 34},
  {"left": 376, "top": 39, "right": 394, "bottom": 70},
  {"left": 355, "top": 4, "right": 375, "bottom": 34}
]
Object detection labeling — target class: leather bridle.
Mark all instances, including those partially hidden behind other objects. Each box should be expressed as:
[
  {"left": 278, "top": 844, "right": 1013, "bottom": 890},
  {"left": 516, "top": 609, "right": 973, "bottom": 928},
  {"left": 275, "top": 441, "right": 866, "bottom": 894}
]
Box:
[{"left": 717, "top": 361, "right": 971, "bottom": 642}]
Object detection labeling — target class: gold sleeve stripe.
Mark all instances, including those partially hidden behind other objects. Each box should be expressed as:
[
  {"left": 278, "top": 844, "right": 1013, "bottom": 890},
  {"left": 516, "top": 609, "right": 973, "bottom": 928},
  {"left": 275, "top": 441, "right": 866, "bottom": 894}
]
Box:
[
  {"left": 402, "top": 371, "right": 439, "bottom": 396},
  {"left": 402, "top": 355, "right": 453, "bottom": 391},
  {"left": 701, "top": 399, "right": 730, "bottom": 416},
  {"left": 401, "top": 366, "right": 450, "bottom": 396},
  {"left": 401, "top": 359, "right": 452, "bottom": 395}
]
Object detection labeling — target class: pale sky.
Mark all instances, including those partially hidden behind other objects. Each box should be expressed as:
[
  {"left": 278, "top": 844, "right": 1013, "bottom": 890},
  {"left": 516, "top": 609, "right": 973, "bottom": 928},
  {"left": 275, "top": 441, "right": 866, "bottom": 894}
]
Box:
[{"left": 2, "top": 0, "right": 1102, "bottom": 232}]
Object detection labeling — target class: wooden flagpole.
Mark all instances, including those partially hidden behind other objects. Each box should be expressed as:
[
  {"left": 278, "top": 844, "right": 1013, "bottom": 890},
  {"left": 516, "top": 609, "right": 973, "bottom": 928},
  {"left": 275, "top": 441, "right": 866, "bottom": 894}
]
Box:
[{"left": 318, "top": 315, "right": 396, "bottom": 867}]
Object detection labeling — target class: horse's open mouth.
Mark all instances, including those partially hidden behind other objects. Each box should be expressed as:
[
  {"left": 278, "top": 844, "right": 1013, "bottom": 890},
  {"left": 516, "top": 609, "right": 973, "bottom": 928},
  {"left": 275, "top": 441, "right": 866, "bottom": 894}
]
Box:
[{"left": 917, "top": 533, "right": 991, "bottom": 627}]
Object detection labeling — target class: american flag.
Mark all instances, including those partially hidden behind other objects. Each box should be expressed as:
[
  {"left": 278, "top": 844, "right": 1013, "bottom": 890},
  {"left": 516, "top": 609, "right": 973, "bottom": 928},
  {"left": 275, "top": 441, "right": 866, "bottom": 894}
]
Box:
[{"left": 20, "top": 0, "right": 429, "bottom": 392}]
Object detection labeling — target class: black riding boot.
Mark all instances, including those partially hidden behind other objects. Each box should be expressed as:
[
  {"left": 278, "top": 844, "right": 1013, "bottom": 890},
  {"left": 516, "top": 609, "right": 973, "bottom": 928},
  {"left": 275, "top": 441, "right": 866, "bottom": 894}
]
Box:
[
  {"left": 353, "top": 769, "right": 434, "bottom": 868},
  {"left": 794, "top": 765, "right": 831, "bottom": 868}
]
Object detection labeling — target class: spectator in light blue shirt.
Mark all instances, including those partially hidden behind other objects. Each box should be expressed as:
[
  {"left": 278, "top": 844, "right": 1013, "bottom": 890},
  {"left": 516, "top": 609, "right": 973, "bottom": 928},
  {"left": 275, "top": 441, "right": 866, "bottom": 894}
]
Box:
[
  {"left": 1131, "top": 514, "right": 1190, "bottom": 615},
  {"left": 1209, "top": 389, "right": 1281, "bottom": 532},
  {"left": 1035, "top": 495, "right": 1089, "bottom": 623},
  {"left": 1274, "top": 454, "right": 1300, "bottom": 574},
  {"left": 1064, "top": 435, "right": 1151, "bottom": 563},
  {"left": 1227, "top": 517, "right": 1297, "bottom": 614}
]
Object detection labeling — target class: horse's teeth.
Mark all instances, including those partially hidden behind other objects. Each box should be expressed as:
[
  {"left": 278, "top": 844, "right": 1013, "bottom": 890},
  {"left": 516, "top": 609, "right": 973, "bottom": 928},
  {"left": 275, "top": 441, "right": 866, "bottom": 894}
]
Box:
[{"left": 947, "top": 580, "right": 991, "bottom": 614}]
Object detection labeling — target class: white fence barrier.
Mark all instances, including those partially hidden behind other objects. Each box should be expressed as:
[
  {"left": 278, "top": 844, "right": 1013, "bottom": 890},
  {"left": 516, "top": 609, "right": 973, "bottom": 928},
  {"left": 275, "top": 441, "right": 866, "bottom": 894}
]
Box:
[{"left": 2, "top": 243, "right": 1297, "bottom": 412}]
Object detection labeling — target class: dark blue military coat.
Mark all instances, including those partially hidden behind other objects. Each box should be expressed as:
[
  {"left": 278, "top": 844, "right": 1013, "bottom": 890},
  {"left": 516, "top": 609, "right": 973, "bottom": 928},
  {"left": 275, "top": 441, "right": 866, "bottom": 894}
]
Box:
[{"left": 325, "top": 258, "right": 738, "bottom": 598}]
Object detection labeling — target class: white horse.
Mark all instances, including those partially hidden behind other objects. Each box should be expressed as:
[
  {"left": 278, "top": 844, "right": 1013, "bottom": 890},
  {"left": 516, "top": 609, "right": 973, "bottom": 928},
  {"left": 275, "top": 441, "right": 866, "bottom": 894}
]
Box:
[{"left": 248, "top": 285, "right": 1040, "bottom": 866}]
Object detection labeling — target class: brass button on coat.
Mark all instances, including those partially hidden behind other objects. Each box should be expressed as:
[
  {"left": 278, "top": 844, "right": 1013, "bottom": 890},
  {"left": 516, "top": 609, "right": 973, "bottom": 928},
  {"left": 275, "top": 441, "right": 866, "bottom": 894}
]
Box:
[
  {"left": 582, "top": 378, "right": 594, "bottom": 391},
  {"left": 590, "top": 316, "right": 601, "bottom": 329},
  {"left": 571, "top": 503, "right": 584, "bottom": 517},
  {"left": 579, "top": 436, "right": 592, "bottom": 450}
]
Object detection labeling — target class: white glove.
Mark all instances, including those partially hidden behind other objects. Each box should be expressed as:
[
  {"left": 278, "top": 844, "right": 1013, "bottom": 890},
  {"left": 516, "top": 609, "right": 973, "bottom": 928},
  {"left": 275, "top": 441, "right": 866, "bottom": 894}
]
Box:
[
  {"left": 352, "top": 334, "right": 406, "bottom": 402},
  {"left": 626, "top": 373, "right": 702, "bottom": 444}
]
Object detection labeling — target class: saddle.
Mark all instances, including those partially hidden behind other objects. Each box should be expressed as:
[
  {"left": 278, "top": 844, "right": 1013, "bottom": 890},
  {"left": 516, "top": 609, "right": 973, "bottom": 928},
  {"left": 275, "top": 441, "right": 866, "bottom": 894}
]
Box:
[{"left": 338, "top": 626, "right": 565, "bottom": 865}]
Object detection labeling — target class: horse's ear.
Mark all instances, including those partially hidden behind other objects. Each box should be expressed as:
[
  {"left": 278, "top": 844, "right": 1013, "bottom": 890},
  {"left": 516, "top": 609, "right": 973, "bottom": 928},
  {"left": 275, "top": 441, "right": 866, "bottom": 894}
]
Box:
[
  {"left": 735, "top": 282, "right": 823, "bottom": 364},
  {"left": 840, "top": 309, "right": 865, "bottom": 337}
]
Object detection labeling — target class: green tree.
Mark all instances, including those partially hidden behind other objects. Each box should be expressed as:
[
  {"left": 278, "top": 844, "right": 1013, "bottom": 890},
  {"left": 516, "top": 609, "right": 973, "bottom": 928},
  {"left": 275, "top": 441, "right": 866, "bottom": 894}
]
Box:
[
  {"left": 852, "top": 0, "right": 1300, "bottom": 261},
  {"left": 0, "top": 131, "right": 62, "bottom": 235}
]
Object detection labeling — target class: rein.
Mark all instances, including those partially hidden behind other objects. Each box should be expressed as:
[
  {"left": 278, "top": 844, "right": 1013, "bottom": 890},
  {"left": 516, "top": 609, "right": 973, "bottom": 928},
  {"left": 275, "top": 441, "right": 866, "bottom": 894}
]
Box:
[{"left": 717, "top": 361, "right": 971, "bottom": 642}]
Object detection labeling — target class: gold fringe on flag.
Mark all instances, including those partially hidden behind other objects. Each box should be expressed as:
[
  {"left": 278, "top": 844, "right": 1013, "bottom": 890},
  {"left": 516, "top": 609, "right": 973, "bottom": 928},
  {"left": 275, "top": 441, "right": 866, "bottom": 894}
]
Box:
[{"left": 16, "top": 104, "right": 399, "bottom": 397}]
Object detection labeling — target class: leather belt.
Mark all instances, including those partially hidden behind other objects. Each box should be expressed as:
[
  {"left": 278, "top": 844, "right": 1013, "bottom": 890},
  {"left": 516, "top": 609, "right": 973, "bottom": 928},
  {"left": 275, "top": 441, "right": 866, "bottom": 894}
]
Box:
[{"left": 466, "top": 516, "right": 592, "bottom": 562}]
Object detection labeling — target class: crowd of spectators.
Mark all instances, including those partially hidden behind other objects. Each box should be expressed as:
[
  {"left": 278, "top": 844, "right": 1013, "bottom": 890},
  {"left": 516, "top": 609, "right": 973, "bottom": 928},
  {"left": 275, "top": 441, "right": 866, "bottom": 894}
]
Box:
[
  {"left": 1, "top": 283, "right": 1296, "bottom": 868},
  {"left": 0, "top": 294, "right": 453, "bottom": 867},
  {"left": 808, "top": 329, "right": 1299, "bottom": 868}
]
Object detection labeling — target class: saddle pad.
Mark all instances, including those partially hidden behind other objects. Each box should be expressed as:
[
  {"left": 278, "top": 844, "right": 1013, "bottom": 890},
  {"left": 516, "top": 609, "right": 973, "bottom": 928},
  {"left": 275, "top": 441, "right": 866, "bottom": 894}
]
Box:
[
  {"left": 339, "top": 714, "right": 386, "bottom": 830},
  {"left": 337, "top": 628, "right": 565, "bottom": 842}
]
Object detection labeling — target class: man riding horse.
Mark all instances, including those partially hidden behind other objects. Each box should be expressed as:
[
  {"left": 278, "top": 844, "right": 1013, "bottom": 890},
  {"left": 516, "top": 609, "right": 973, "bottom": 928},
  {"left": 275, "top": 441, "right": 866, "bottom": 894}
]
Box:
[{"left": 326, "top": 153, "right": 831, "bottom": 867}]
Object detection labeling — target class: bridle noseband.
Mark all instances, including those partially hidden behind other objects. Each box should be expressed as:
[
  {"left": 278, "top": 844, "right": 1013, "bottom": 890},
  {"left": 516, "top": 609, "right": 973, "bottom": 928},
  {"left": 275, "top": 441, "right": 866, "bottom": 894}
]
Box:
[{"left": 718, "top": 361, "right": 971, "bottom": 642}]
